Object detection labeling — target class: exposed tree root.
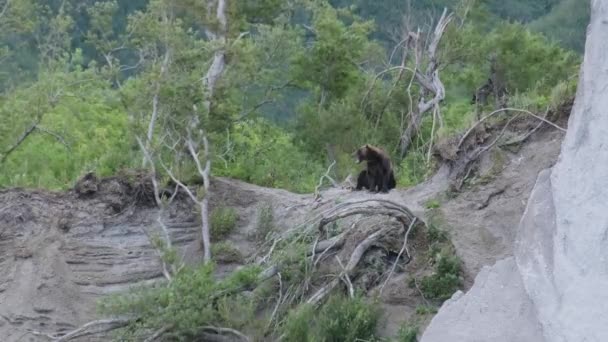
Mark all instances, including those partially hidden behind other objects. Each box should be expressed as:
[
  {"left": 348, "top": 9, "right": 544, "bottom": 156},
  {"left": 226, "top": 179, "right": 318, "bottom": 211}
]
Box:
[{"left": 308, "top": 225, "right": 394, "bottom": 305}]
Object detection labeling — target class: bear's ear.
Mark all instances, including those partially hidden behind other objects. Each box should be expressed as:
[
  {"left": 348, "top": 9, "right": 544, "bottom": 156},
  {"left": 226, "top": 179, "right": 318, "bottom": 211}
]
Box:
[{"left": 365, "top": 144, "right": 369, "bottom": 148}]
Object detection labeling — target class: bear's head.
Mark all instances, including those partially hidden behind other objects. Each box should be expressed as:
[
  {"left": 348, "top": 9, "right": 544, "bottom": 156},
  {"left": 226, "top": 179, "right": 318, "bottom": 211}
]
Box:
[{"left": 354, "top": 144, "right": 372, "bottom": 164}]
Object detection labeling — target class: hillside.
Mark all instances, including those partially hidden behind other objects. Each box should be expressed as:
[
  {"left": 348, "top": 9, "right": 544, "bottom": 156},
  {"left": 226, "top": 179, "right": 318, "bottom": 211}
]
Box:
[
  {"left": 0, "top": 0, "right": 586, "bottom": 341},
  {"left": 0, "top": 109, "right": 569, "bottom": 341}
]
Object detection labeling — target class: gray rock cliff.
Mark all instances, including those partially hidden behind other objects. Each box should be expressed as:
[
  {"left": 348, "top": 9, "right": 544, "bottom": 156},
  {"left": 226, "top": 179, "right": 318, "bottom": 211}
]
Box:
[{"left": 422, "top": 1, "right": 608, "bottom": 341}]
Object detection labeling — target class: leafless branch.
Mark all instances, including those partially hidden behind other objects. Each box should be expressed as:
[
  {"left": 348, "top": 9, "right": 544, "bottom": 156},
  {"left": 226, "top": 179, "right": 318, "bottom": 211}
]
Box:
[
  {"left": 313, "top": 160, "right": 338, "bottom": 200},
  {"left": 143, "top": 325, "right": 173, "bottom": 342}
]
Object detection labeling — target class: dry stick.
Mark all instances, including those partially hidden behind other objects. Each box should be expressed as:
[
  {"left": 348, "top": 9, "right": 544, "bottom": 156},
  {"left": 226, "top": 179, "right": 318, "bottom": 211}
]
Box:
[
  {"left": 502, "top": 108, "right": 549, "bottom": 146},
  {"left": 458, "top": 107, "right": 566, "bottom": 149},
  {"left": 379, "top": 218, "right": 417, "bottom": 295},
  {"left": 313, "top": 160, "right": 338, "bottom": 200},
  {"left": 335, "top": 255, "right": 355, "bottom": 299},
  {"left": 257, "top": 238, "right": 280, "bottom": 265},
  {"left": 478, "top": 113, "right": 521, "bottom": 155},
  {"left": 414, "top": 278, "right": 431, "bottom": 307},
  {"left": 307, "top": 225, "right": 394, "bottom": 305}
]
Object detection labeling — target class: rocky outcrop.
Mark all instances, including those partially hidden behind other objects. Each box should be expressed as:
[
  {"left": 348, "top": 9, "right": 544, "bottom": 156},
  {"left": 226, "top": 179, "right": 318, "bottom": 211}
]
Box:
[{"left": 422, "top": 1, "right": 608, "bottom": 341}]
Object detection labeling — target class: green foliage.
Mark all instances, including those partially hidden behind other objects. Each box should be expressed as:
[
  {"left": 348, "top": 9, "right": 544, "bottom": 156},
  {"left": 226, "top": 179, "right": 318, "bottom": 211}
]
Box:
[
  {"left": 425, "top": 199, "right": 441, "bottom": 209},
  {"left": 272, "top": 241, "right": 310, "bottom": 283},
  {"left": 213, "top": 118, "right": 324, "bottom": 193},
  {"left": 530, "top": 0, "right": 590, "bottom": 53},
  {"left": 210, "top": 206, "right": 238, "bottom": 240},
  {"left": 282, "top": 294, "right": 381, "bottom": 342},
  {"left": 99, "top": 263, "right": 262, "bottom": 340},
  {"left": 427, "top": 222, "right": 448, "bottom": 244},
  {"left": 211, "top": 241, "right": 244, "bottom": 263},
  {"left": 420, "top": 251, "right": 462, "bottom": 301},
  {"left": 292, "top": 2, "right": 377, "bottom": 100},
  {"left": 396, "top": 151, "right": 430, "bottom": 188},
  {"left": 0, "top": 65, "right": 135, "bottom": 189},
  {"left": 397, "top": 323, "right": 419, "bottom": 342}
]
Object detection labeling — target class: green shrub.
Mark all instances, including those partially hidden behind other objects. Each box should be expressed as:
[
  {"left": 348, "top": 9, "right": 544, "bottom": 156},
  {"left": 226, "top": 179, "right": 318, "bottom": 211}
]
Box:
[
  {"left": 420, "top": 252, "right": 462, "bottom": 301},
  {"left": 211, "top": 242, "right": 244, "bottom": 263},
  {"left": 397, "top": 150, "right": 431, "bottom": 188},
  {"left": 397, "top": 323, "right": 419, "bottom": 342},
  {"left": 427, "top": 223, "right": 448, "bottom": 243},
  {"left": 210, "top": 206, "right": 238, "bottom": 240},
  {"left": 99, "top": 263, "right": 262, "bottom": 340},
  {"left": 212, "top": 118, "right": 324, "bottom": 193},
  {"left": 282, "top": 294, "right": 381, "bottom": 342},
  {"left": 255, "top": 202, "right": 276, "bottom": 241}
]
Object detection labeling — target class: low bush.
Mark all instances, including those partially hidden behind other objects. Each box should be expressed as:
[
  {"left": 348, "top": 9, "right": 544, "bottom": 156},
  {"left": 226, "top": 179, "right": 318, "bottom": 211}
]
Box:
[
  {"left": 210, "top": 206, "right": 238, "bottom": 239},
  {"left": 420, "top": 252, "right": 462, "bottom": 301},
  {"left": 282, "top": 294, "right": 381, "bottom": 342}
]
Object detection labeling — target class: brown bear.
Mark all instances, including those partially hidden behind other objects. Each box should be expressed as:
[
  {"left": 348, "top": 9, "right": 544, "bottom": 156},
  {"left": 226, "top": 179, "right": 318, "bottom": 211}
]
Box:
[{"left": 353, "top": 144, "right": 396, "bottom": 193}]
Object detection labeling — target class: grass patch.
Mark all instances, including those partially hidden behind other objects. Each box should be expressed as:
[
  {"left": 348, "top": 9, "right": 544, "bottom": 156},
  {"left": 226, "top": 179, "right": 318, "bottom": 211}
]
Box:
[
  {"left": 210, "top": 206, "right": 238, "bottom": 240},
  {"left": 425, "top": 199, "right": 441, "bottom": 209}
]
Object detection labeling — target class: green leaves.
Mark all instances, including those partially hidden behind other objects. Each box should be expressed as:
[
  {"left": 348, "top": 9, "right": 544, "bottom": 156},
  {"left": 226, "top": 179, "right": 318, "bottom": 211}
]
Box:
[
  {"left": 99, "top": 263, "right": 262, "bottom": 340},
  {"left": 282, "top": 294, "right": 381, "bottom": 342}
]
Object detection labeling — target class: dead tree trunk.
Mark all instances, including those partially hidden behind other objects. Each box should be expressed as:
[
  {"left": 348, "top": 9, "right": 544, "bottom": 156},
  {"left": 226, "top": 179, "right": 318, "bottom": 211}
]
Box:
[{"left": 397, "top": 9, "right": 453, "bottom": 157}]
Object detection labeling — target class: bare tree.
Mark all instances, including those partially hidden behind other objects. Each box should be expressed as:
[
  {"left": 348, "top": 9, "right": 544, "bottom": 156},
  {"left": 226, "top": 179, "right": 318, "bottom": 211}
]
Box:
[
  {"left": 364, "top": 8, "right": 453, "bottom": 158},
  {"left": 143, "top": 5, "right": 172, "bottom": 167}
]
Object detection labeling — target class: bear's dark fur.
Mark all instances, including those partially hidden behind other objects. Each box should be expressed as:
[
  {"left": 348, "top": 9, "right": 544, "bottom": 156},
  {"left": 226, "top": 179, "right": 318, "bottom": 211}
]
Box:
[
  {"left": 355, "top": 169, "right": 370, "bottom": 191},
  {"left": 353, "top": 144, "right": 396, "bottom": 193}
]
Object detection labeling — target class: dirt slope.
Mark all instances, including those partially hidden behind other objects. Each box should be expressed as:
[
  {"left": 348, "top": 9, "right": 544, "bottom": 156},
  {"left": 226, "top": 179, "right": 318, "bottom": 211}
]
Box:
[{"left": 0, "top": 119, "right": 566, "bottom": 341}]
